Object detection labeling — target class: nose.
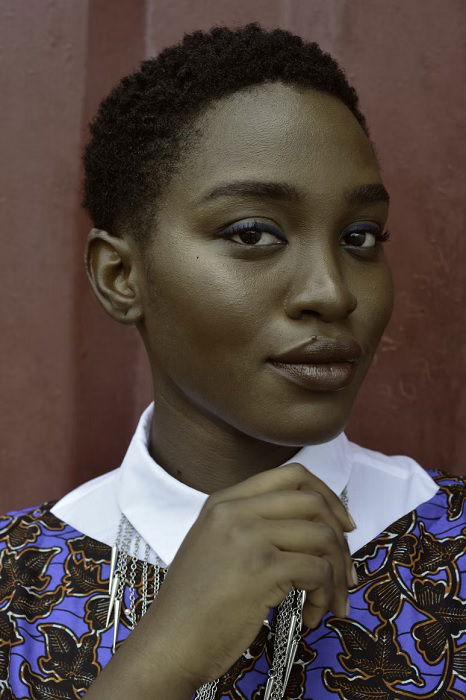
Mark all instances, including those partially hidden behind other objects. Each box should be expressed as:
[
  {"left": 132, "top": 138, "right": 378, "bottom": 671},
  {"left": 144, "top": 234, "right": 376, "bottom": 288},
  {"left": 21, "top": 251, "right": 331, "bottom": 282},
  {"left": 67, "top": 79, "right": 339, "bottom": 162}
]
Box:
[{"left": 284, "top": 250, "right": 357, "bottom": 322}]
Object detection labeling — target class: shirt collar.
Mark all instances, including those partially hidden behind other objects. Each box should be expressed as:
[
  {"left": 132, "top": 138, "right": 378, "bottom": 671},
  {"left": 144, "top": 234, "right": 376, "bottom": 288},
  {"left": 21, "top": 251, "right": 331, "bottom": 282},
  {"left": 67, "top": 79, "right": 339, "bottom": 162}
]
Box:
[{"left": 117, "top": 402, "right": 352, "bottom": 567}]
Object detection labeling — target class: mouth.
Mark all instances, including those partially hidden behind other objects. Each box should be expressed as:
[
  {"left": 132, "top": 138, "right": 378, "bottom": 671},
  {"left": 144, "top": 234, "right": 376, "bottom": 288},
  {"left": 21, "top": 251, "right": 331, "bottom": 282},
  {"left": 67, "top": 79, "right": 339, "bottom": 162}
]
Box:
[
  {"left": 268, "top": 335, "right": 363, "bottom": 392},
  {"left": 268, "top": 360, "right": 358, "bottom": 392}
]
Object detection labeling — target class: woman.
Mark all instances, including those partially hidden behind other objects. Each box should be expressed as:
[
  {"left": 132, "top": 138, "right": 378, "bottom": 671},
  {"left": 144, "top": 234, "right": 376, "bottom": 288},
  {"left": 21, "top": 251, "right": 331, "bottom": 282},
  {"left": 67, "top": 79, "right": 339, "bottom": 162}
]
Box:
[{"left": 1, "top": 22, "right": 465, "bottom": 699}]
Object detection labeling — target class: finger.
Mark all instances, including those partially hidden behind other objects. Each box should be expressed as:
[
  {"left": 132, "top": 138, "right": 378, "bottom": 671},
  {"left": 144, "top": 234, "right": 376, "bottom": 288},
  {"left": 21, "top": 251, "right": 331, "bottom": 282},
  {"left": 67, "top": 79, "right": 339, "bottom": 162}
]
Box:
[
  {"left": 296, "top": 476, "right": 355, "bottom": 534},
  {"left": 264, "top": 520, "right": 349, "bottom": 615},
  {"left": 271, "top": 552, "right": 344, "bottom": 628},
  {"left": 269, "top": 551, "right": 333, "bottom": 609},
  {"left": 224, "top": 490, "right": 354, "bottom": 587},
  {"left": 281, "top": 487, "right": 354, "bottom": 588},
  {"left": 206, "top": 462, "right": 355, "bottom": 532},
  {"left": 302, "top": 581, "right": 333, "bottom": 629},
  {"left": 304, "top": 600, "right": 331, "bottom": 629}
]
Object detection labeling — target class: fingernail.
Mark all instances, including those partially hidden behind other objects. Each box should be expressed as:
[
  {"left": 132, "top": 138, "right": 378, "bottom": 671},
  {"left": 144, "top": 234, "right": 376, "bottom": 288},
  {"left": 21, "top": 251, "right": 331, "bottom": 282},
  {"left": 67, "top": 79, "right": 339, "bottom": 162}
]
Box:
[
  {"left": 348, "top": 512, "right": 357, "bottom": 530},
  {"left": 351, "top": 564, "right": 358, "bottom": 586},
  {"left": 346, "top": 599, "right": 351, "bottom": 617}
]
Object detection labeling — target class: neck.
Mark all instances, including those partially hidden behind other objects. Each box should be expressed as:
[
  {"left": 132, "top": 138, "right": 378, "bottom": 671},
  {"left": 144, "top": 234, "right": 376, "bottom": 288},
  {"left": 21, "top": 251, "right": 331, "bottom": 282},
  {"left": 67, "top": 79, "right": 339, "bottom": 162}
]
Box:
[{"left": 148, "top": 392, "right": 301, "bottom": 495}]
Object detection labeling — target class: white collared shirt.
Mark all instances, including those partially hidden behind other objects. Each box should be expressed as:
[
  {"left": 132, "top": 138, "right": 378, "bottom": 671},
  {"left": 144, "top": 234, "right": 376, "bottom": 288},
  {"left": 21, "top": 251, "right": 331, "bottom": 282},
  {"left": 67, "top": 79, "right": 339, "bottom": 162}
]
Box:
[{"left": 51, "top": 402, "right": 438, "bottom": 566}]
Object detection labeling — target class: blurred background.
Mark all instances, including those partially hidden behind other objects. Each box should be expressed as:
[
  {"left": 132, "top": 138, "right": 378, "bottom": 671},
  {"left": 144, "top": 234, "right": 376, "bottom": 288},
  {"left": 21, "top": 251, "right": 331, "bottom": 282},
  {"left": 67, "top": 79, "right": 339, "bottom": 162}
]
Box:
[{"left": 1, "top": 0, "right": 465, "bottom": 512}]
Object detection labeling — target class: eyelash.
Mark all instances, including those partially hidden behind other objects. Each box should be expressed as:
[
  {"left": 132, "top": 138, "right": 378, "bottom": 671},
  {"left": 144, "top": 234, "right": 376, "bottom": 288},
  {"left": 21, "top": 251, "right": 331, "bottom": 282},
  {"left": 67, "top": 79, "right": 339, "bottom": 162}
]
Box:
[
  {"left": 371, "top": 230, "right": 391, "bottom": 243},
  {"left": 218, "top": 220, "right": 391, "bottom": 248}
]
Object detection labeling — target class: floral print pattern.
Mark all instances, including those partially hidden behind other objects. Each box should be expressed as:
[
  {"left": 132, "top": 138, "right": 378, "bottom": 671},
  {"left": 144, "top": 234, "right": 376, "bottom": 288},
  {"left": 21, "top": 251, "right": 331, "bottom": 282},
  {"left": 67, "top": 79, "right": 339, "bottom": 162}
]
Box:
[{"left": 1, "top": 470, "right": 465, "bottom": 698}]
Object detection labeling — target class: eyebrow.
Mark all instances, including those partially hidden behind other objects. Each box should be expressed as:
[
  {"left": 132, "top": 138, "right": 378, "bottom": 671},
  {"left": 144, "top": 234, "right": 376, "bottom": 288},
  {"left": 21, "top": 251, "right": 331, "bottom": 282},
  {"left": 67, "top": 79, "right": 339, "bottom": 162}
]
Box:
[{"left": 196, "top": 179, "right": 390, "bottom": 206}]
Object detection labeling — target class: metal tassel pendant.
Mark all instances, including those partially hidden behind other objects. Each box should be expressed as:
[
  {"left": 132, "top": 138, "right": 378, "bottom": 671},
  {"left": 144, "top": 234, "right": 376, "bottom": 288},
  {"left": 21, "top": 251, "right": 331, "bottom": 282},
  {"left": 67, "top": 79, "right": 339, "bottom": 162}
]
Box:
[
  {"left": 285, "top": 611, "right": 299, "bottom": 659},
  {"left": 264, "top": 614, "right": 299, "bottom": 700},
  {"left": 264, "top": 589, "right": 306, "bottom": 699},
  {"left": 106, "top": 574, "right": 120, "bottom": 628},
  {"left": 282, "top": 631, "right": 300, "bottom": 693},
  {"left": 112, "top": 598, "right": 122, "bottom": 653},
  {"left": 263, "top": 673, "right": 276, "bottom": 700},
  {"left": 108, "top": 545, "right": 119, "bottom": 594},
  {"left": 282, "top": 590, "right": 306, "bottom": 693}
]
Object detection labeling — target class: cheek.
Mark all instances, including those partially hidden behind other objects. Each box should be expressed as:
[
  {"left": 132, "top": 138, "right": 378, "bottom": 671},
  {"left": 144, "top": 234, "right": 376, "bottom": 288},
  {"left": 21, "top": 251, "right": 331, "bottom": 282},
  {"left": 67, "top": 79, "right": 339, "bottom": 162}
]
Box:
[
  {"left": 142, "top": 249, "right": 266, "bottom": 358},
  {"left": 356, "top": 263, "right": 394, "bottom": 345}
]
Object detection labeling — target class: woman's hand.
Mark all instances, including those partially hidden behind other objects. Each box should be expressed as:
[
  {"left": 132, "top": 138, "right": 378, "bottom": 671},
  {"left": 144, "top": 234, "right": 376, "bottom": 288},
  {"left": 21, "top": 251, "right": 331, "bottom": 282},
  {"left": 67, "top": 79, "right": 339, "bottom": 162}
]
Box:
[
  {"left": 85, "top": 462, "right": 355, "bottom": 698},
  {"left": 146, "top": 462, "right": 355, "bottom": 688}
]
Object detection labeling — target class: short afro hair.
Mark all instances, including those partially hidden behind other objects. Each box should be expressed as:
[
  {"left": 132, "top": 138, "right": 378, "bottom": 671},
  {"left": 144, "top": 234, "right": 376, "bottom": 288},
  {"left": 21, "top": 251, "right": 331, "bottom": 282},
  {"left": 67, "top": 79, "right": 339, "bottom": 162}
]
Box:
[{"left": 83, "top": 22, "right": 369, "bottom": 244}]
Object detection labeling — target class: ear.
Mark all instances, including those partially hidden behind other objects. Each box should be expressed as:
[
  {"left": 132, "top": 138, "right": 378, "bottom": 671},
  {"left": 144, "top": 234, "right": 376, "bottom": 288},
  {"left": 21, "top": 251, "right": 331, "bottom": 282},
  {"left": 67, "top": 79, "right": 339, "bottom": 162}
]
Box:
[{"left": 85, "top": 228, "right": 144, "bottom": 324}]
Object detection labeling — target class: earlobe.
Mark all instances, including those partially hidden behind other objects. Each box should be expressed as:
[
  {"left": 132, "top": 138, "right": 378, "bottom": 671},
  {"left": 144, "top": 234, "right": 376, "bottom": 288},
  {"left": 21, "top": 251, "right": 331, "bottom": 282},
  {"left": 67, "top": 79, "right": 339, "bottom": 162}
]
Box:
[{"left": 85, "top": 228, "right": 143, "bottom": 324}]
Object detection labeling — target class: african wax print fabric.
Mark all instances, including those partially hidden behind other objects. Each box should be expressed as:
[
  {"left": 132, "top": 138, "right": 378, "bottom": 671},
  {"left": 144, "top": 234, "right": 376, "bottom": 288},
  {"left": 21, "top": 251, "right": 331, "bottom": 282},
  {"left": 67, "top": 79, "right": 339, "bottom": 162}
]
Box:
[{"left": 1, "top": 469, "right": 465, "bottom": 699}]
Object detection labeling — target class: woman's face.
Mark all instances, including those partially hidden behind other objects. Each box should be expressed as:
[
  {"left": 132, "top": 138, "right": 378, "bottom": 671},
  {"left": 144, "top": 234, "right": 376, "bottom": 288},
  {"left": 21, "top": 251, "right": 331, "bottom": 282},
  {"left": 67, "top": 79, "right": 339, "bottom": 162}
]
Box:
[{"left": 136, "top": 81, "right": 393, "bottom": 446}]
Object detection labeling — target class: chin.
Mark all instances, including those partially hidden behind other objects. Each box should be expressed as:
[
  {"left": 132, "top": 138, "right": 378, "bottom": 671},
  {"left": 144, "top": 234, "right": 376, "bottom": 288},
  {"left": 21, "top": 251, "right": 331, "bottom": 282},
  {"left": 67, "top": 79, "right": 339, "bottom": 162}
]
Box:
[{"left": 248, "top": 396, "right": 353, "bottom": 446}]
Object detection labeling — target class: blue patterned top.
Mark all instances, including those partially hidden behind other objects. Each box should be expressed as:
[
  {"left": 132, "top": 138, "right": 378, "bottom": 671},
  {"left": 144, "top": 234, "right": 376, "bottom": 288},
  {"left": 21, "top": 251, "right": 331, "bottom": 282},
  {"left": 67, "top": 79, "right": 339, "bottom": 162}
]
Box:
[{"left": 1, "top": 469, "right": 466, "bottom": 699}]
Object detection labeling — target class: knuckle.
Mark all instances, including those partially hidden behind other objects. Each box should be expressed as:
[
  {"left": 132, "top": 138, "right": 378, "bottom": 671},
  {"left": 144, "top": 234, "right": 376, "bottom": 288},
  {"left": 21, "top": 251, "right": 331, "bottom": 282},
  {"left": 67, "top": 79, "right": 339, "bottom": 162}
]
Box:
[
  {"left": 308, "top": 490, "right": 325, "bottom": 509},
  {"left": 287, "top": 462, "right": 308, "bottom": 479},
  {"left": 203, "top": 493, "right": 220, "bottom": 511},
  {"left": 259, "top": 545, "right": 279, "bottom": 569},
  {"left": 320, "top": 557, "right": 333, "bottom": 581},
  {"left": 202, "top": 498, "right": 235, "bottom": 525},
  {"left": 307, "top": 588, "right": 331, "bottom": 611},
  {"left": 245, "top": 544, "right": 278, "bottom": 577},
  {"left": 318, "top": 523, "right": 338, "bottom": 547},
  {"left": 227, "top": 516, "right": 254, "bottom": 543}
]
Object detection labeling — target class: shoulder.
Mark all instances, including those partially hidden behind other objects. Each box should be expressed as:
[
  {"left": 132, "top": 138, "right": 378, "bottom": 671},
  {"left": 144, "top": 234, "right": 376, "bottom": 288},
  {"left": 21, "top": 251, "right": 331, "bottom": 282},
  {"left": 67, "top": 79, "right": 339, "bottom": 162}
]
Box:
[
  {"left": 348, "top": 436, "right": 466, "bottom": 497},
  {"left": 0, "top": 502, "right": 68, "bottom": 551},
  {"left": 49, "top": 468, "right": 120, "bottom": 548},
  {"left": 0, "top": 502, "right": 111, "bottom": 597},
  {"left": 422, "top": 468, "right": 466, "bottom": 523},
  {"left": 428, "top": 467, "right": 466, "bottom": 483},
  {"left": 0, "top": 504, "right": 112, "bottom": 696},
  {"left": 0, "top": 502, "right": 111, "bottom": 635},
  {"left": 0, "top": 501, "right": 111, "bottom": 562},
  {"left": 0, "top": 503, "right": 70, "bottom": 603},
  {"left": 347, "top": 438, "right": 431, "bottom": 478},
  {"left": 348, "top": 436, "right": 466, "bottom": 487}
]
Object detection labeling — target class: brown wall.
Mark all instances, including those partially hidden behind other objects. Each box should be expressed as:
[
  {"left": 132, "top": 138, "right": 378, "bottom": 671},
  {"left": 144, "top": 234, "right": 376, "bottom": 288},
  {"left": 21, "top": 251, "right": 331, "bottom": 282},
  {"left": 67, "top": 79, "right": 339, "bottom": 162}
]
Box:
[{"left": 1, "top": 0, "right": 465, "bottom": 513}]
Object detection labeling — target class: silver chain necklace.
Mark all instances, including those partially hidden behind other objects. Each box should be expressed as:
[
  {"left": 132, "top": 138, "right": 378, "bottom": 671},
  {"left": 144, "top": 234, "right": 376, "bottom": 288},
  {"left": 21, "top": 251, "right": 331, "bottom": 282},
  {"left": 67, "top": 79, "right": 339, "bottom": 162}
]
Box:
[{"left": 106, "top": 486, "right": 349, "bottom": 699}]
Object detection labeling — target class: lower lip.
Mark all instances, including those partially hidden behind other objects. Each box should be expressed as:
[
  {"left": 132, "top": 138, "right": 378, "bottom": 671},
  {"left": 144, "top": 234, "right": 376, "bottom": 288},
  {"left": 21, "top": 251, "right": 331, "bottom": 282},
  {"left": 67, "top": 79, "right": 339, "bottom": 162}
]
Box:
[{"left": 268, "top": 361, "right": 357, "bottom": 392}]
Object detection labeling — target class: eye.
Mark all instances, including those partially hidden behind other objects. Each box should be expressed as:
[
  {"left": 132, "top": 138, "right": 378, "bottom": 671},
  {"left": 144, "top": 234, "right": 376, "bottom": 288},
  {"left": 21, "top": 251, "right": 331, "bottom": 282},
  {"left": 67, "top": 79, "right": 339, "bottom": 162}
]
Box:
[
  {"left": 340, "top": 225, "right": 390, "bottom": 249},
  {"left": 217, "top": 220, "right": 286, "bottom": 246}
]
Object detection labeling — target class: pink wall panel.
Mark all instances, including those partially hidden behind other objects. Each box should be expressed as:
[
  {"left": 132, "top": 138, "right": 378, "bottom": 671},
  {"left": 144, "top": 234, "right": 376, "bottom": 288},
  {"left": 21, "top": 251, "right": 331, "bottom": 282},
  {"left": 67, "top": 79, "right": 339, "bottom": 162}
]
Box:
[
  {"left": 1, "top": 0, "right": 88, "bottom": 510},
  {"left": 1, "top": 0, "right": 151, "bottom": 512},
  {"left": 1, "top": 0, "right": 465, "bottom": 513}
]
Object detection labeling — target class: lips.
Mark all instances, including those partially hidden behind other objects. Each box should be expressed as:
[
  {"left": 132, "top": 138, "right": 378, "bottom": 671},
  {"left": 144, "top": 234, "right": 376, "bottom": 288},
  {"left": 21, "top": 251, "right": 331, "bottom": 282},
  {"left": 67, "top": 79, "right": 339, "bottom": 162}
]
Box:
[
  {"left": 269, "top": 336, "right": 363, "bottom": 365},
  {"left": 268, "top": 335, "right": 362, "bottom": 392}
]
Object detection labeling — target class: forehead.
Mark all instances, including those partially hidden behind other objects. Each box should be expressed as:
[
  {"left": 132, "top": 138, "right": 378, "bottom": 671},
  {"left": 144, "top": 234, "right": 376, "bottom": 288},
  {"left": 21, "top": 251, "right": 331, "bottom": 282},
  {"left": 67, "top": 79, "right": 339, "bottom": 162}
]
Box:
[{"left": 163, "top": 82, "right": 381, "bottom": 208}]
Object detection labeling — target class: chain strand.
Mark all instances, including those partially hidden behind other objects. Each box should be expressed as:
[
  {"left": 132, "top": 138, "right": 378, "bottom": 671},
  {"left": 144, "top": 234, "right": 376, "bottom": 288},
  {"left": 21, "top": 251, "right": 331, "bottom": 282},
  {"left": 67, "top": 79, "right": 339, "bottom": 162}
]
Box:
[{"left": 141, "top": 543, "right": 150, "bottom": 617}]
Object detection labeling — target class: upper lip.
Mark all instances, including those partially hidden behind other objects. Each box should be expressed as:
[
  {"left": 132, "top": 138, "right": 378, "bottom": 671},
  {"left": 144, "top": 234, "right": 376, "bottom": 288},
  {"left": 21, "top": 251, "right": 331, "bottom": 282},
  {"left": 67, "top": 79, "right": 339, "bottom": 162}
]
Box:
[{"left": 270, "top": 336, "right": 363, "bottom": 364}]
